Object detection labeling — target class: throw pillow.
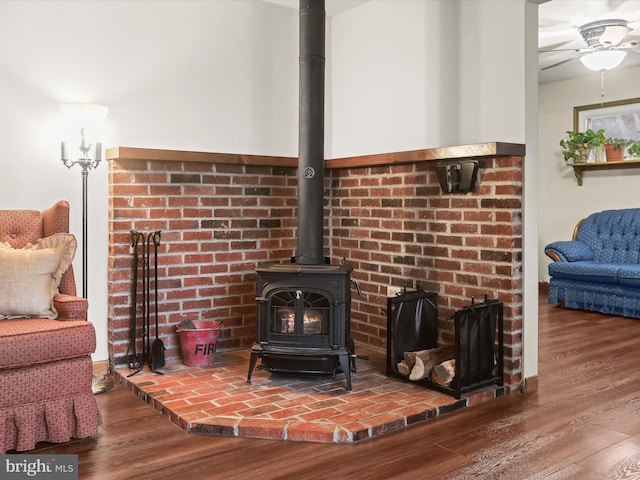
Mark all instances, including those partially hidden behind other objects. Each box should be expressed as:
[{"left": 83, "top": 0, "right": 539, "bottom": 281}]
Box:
[{"left": 0, "top": 233, "right": 77, "bottom": 319}]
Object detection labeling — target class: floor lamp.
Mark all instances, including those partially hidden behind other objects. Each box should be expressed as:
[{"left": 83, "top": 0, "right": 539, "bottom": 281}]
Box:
[{"left": 60, "top": 103, "right": 113, "bottom": 394}]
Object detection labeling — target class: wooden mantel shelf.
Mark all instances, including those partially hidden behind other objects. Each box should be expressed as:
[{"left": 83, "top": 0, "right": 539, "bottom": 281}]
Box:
[
  {"left": 105, "top": 146, "right": 299, "bottom": 168},
  {"left": 106, "top": 142, "right": 525, "bottom": 170},
  {"left": 326, "top": 142, "right": 525, "bottom": 169},
  {"left": 572, "top": 158, "right": 640, "bottom": 186}
]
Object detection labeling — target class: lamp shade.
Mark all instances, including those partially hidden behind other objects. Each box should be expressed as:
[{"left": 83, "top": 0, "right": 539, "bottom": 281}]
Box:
[
  {"left": 579, "top": 50, "right": 627, "bottom": 71},
  {"left": 60, "top": 104, "right": 109, "bottom": 129}
]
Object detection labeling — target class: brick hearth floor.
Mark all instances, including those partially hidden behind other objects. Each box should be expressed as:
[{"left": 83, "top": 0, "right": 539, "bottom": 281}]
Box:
[{"left": 114, "top": 347, "right": 504, "bottom": 443}]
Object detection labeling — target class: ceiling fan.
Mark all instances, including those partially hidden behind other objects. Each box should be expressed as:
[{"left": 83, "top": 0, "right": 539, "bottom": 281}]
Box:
[{"left": 540, "top": 18, "right": 640, "bottom": 71}]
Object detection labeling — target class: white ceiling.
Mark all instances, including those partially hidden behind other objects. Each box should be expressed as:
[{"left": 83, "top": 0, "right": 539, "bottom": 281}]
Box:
[{"left": 264, "top": 0, "right": 640, "bottom": 85}]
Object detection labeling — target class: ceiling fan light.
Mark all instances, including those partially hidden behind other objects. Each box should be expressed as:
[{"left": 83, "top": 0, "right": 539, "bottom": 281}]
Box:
[
  {"left": 580, "top": 50, "right": 627, "bottom": 71},
  {"left": 599, "top": 25, "right": 631, "bottom": 46}
]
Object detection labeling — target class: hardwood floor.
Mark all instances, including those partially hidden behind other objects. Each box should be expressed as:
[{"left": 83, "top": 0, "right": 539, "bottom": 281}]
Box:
[{"left": 29, "top": 295, "right": 640, "bottom": 479}]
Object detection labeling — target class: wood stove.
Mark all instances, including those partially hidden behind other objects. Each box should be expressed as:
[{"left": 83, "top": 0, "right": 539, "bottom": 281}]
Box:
[
  {"left": 246, "top": 0, "right": 356, "bottom": 390},
  {"left": 247, "top": 263, "right": 355, "bottom": 389}
]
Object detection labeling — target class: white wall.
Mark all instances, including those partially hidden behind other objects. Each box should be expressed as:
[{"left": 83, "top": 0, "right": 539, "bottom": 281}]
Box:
[
  {"left": 331, "top": 0, "right": 539, "bottom": 379},
  {"left": 330, "top": 0, "right": 457, "bottom": 157},
  {"left": 538, "top": 65, "right": 640, "bottom": 281},
  {"left": 523, "top": 1, "right": 540, "bottom": 383},
  {"left": 0, "top": 0, "right": 298, "bottom": 361},
  {"left": 0, "top": 0, "right": 539, "bottom": 381},
  {"left": 331, "top": 0, "right": 532, "bottom": 155}
]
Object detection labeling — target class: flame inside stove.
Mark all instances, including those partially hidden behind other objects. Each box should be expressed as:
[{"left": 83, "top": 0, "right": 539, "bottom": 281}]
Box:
[{"left": 275, "top": 307, "right": 327, "bottom": 335}]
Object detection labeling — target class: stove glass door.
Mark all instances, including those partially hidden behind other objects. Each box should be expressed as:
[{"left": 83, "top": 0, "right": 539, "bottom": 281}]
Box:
[{"left": 270, "top": 289, "right": 330, "bottom": 339}]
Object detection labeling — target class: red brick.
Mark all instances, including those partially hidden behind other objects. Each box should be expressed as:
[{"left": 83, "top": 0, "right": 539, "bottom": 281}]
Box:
[{"left": 108, "top": 153, "right": 524, "bottom": 393}]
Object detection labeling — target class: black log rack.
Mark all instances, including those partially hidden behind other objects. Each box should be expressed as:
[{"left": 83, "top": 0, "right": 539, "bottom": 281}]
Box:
[{"left": 387, "top": 291, "right": 504, "bottom": 399}]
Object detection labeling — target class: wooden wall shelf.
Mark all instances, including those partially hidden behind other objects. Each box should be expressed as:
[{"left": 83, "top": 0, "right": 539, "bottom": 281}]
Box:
[{"left": 572, "top": 159, "right": 640, "bottom": 186}]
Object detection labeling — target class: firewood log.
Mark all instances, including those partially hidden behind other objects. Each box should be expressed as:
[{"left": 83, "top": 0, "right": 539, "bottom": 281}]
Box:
[
  {"left": 397, "top": 360, "right": 411, "bottom": 376},
  {"left": 403, "top": 349, "right": 430, "bottom": 369},
  {"left": 408, "top": 345, "right": 455, "bottom": 381},
  {"left": 431, "top": 359, "right": 456, "bottom": 386}
]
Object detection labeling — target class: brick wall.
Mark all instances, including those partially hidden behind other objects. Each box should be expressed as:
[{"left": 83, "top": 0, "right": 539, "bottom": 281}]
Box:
[
  {"left": 108, "top": 158, "right": 299, "bottom": 365},
  {"left": 108, "top": 147, "right": 523, "bottom": 392},
  {"left": 329, "top": 156, "right": 523, "bottom": 388}
]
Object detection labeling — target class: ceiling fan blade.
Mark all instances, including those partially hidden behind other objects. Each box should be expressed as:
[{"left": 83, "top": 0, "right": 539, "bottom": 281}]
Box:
[
  {"left": 541, "top": 57, "right": 577, "bottom": 70},
  {"left": 538, "top": 39, "right": 579, "bottom": 51},
  {"left": 539, "top": 47, "right": 586, "bottom": 53},
  {"left": 539, "top": 28, "right": 578, "bottom": 38},
  {"left": 538, "top": 18, "right": 576, "bottom": 30},
  {"left": 614, "top": 42, "right": 639, "bottom": 50},
  {"left": 606, "top": 0, "right": 627, "bottom": 9}
]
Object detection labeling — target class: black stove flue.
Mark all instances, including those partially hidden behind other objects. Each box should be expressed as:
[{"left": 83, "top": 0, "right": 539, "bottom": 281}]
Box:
[
  {"left": 296, "top": 0, "right": 325, "bottom": 265},
  {"left": 246, "top": 0, "right": 355, "bottom": 390}
]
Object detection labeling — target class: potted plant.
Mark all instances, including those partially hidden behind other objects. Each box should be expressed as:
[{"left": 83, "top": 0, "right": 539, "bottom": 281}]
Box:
[
  {"left": 628, "top": 140, "right": 640, "bottom": 159},
  {"left": 605, "top": 137, "right": 632, "bottom": 162},
  {"left": 590, "top": 129, "right": 607, "bottom": 162},
  {"left": 560, "top": 129, "right": 606, "bottom": 164}
]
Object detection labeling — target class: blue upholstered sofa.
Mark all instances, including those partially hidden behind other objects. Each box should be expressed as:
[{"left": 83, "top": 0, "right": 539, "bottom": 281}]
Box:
[{"left": 545, "top": 208, "right": 640, "bottom": 319}]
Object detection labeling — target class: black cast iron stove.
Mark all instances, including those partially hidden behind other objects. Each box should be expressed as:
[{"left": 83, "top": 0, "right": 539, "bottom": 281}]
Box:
[
  {"left": 247, "top": 263, "right": 355, "bottom": 389},
  {"left": 246, "top": 0, "right": 355, "bottom": 390}
]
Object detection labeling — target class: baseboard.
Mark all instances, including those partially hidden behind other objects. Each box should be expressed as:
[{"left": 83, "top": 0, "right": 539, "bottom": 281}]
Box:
[{"left": 522, "top": 375, "right": 539, "bottom": 393}]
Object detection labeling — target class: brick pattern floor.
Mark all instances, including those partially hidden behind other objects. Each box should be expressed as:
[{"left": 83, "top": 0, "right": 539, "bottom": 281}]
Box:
[{"left": 114, "top": 347, "right": 504, "bottom": 443}]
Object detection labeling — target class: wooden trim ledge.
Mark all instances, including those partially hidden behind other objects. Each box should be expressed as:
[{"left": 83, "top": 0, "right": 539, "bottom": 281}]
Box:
[
  {"left": 106, "top": 142, "right": 525, "bottom": 169},
  {"left": 326, "top": 142, "right": 526, "bottom": 169},
  {"left": 105, "top": 146, "right": 298, "bottom": 168}
]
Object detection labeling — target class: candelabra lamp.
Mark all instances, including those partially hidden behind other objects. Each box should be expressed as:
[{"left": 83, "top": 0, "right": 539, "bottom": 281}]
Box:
[{"left": 60, "top": 103, "right": 112, "bottom": 394}]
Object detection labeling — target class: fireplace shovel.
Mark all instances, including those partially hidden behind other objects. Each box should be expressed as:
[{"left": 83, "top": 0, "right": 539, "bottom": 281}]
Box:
[
  {"left": 127, "top": 230, "right": 144, "bottom": 376},
  {"left": 150, "top": 231, "right": 166, "bottom": 371}
]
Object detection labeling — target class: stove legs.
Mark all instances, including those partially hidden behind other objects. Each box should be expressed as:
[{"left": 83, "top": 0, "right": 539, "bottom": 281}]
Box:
[
  {"left": 246, "top": 345, "right": 261, "bottom": 385},
  {"left": 337, "top": 353, "right": 352, "bottom": 390},
  {"left": 245, "top": 344, "right": 353, "bottom": 391}
]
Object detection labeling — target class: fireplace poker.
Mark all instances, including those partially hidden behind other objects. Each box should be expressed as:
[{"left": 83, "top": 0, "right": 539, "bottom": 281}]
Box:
[{"left": 150, "top": 230, "right": 165, "bottom": 372}]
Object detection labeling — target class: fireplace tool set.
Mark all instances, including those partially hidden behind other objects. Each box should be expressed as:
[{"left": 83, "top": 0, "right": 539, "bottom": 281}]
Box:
[{"left": 127, "top": 230, "right": 165, "bottom": 376}]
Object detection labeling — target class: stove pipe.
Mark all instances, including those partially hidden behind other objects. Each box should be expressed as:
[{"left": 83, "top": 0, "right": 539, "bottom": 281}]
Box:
[{"left": 296, "top": 0, "right": 325, "bottom": 265}]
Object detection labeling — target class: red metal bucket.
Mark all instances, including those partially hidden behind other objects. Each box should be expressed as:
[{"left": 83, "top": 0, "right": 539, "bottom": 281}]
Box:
[{"left": 176, "top": 320, "right": 223, "bottom": 367}]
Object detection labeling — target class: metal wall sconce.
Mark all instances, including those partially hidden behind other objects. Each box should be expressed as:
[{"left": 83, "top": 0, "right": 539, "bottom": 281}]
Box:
[{"left": 436, "top": 161, "right": 479, "bottom": 193}]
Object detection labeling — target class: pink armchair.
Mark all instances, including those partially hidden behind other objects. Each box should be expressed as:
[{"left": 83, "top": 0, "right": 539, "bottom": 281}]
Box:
[{"left": 0, "top": 200, "right": 101, "bottom": 453}]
